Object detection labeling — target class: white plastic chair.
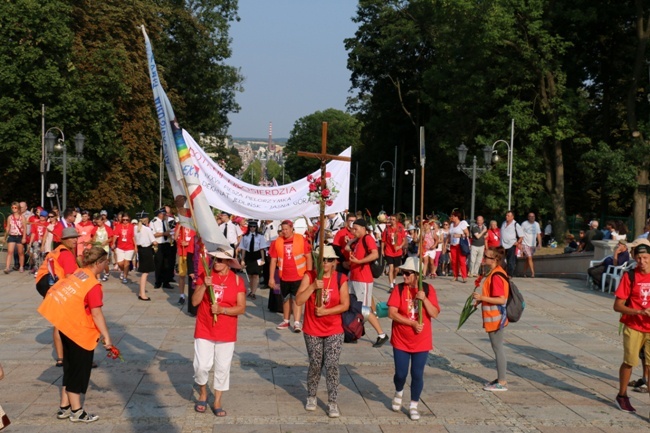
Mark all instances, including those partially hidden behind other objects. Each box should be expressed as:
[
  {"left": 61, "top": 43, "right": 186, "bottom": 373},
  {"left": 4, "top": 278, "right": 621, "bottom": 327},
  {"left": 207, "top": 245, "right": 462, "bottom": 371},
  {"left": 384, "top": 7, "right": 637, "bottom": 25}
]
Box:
[
  {"left": 602, "top": 260, "right": 636, "bottom": 293},
  {"left": 587, "top": 255, "right": 611, "bottom": 288}
]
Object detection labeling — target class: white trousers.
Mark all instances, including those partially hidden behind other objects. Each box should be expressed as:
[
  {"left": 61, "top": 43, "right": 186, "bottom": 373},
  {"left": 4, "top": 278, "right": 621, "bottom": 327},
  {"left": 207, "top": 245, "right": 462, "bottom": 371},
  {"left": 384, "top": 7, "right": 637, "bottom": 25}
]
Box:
[
  {"left": 193, "top": 339, "right": 235, "bottom": 391},
  {"left": 469, "top": 245, "right": 485, "bottom": 276}
]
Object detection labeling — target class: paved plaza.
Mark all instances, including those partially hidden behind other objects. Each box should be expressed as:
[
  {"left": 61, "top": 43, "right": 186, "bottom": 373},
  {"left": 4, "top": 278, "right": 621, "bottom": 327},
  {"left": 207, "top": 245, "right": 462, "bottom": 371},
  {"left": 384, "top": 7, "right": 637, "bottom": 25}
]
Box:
[{"left": 0, "top": 266, "right": 648, "bottom": 432}]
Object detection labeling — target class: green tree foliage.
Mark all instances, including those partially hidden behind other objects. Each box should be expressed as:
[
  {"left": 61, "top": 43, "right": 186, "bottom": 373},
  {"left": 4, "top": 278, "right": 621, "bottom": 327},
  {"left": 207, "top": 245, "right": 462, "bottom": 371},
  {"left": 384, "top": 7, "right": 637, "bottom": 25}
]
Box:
[
  {"left": 0, "top": 0, "right": 241, "bottom": 211},
  {"left": 242, "top": 159, "right": 262, "bottom": 185},
  {"left": 266, "top": 158, "right": 291, "bottom": 184},
  {"left": 346, "top": 0, "right": 650, "bottom": 238},
  {"left": 284, "top": 108, "right": 362, "bottom": 180}
]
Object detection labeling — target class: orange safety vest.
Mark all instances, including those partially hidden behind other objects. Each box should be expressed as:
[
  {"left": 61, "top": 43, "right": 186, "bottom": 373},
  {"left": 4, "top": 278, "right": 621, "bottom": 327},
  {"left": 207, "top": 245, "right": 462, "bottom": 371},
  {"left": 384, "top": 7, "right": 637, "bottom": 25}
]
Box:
[
  {"left": 35, "top": 245, "right": 75, "bottom": 283},
  {"left": 481, "top": 266, "right": 510, "bottom": 332},
  {"left": 274, "top": 234, "right": 308, "bottom": 279},
  {"left": 37, "top": 268, "right": 102, "bottom": 351}
]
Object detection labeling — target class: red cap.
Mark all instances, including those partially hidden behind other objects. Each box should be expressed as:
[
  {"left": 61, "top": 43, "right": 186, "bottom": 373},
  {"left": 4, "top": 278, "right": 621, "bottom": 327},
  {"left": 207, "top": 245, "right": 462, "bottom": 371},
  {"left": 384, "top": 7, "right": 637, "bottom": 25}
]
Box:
[{"left": 281, "top": 219, "right": 293, "bottom": 227}]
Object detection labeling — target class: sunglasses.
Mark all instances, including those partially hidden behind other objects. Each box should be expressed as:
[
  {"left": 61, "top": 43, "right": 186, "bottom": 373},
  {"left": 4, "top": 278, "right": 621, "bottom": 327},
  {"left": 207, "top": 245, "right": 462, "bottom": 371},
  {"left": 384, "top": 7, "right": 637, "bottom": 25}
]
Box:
[
  {"left": 402, "top": 270, "right": 416, "bottom": 276},
  {"left": 484, "top": 255, "right": 496, "bottom": 260},
  {"left": 322, "top": 258, "right": 336, "bottom": 263},
  {"left": 214, "top": 258, "right": 229, "bottom": 263},
  {"left": 48, "top": 215, "right": 55, "bottom": 218},
  {"left": 122, "top": 219, "right": 130, "bottom": 222}
]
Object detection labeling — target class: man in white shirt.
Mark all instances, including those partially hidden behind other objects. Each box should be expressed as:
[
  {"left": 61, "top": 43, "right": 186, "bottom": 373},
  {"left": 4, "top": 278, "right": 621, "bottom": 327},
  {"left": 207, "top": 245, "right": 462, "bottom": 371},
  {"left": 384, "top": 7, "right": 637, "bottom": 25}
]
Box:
[
  {"left": 500, "top": 211, "right": 523, "bottom": 278},
  {"left": 521, "top": 212, "right": 542, "bottom": 278},
  {"left": 218, "top": 212, "right": 241, "bottom": 249},
  {"left": 149, "top": 208, "right": 173, "bottom": 289}
]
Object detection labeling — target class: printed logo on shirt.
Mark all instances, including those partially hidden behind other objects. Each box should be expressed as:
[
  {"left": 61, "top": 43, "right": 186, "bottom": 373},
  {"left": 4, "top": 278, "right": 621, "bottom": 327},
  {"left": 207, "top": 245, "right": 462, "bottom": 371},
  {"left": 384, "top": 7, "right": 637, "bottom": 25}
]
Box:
[
  {"left": 641, "top": 283, "right": 650, "bottom": 307},
  {"left": 213, "top": 284, "right": 225, "bottom": 304},
  {"left": 284, "top": 244, "right": 293, "bottom": 259}
]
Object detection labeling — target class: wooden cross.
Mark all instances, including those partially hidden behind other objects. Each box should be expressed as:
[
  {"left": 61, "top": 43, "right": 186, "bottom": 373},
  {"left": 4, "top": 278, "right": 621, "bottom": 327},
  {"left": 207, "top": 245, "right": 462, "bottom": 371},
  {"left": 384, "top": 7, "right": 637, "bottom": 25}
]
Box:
[{"left": 297, "top": 122, "right": 351, "bottom": 305}]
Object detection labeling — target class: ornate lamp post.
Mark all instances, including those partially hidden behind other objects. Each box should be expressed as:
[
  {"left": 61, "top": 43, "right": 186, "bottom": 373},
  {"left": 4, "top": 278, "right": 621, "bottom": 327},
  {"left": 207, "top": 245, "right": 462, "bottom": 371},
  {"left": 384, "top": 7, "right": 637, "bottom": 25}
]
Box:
[
  {"left": 379, "top": 146, "right": 397, "bottom": 214},
  {"left": 45, "top": 130, "right": 85, "bottom": 210},
  {"left": 457, "top": 143, "right": 493, "bottom": 222}
]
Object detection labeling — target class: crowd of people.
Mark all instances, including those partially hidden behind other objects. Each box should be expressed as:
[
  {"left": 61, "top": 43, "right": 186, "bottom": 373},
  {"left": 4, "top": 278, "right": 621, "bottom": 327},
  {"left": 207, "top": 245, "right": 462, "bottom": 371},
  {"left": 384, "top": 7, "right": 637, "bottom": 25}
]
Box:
[{"left": 4, "top": 201, "right": 647, "bottom": 422}]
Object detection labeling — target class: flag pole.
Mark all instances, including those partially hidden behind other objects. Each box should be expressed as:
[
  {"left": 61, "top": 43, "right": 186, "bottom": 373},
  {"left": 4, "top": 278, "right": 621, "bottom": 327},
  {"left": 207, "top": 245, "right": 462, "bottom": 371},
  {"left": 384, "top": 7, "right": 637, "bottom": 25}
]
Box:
[
  {"left": 179, "top": 175, "right": 218, "bottom": 323},
  {"left": 418, "top": 127, "right": 425, "bottom": 324}
]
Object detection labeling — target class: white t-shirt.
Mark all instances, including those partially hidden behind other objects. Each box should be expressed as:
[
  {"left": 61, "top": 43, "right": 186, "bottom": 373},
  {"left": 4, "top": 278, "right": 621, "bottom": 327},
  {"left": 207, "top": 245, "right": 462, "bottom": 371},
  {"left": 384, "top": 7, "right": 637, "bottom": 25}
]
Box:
[
  {"left": 449, "top": 220, "right": 468, "bottom": 246},
  {"left": 521, "top": 221, "right": 541, "bottom": 247}
]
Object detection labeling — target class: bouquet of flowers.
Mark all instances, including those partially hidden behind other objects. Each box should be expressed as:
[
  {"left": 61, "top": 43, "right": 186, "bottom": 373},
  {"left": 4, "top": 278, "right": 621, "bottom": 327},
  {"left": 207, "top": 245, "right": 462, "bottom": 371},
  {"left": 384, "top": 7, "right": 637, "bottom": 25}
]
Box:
[{"left": 307, "top": 172, "right": 339, "bottom": 207}]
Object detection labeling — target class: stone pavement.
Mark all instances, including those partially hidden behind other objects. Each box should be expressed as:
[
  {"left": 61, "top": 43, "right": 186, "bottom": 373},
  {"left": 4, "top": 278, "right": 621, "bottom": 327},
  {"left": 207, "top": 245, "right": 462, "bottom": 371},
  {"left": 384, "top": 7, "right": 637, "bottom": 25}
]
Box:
[{"left": 0, "top": 266, "right": 648, "bottom": 432}]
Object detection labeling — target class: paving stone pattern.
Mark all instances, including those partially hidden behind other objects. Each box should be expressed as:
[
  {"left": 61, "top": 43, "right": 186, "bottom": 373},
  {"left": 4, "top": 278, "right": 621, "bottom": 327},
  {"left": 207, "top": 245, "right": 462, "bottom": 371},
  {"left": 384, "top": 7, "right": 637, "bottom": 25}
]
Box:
[{"left": 0, "top": 268, "right": 648, "bottom": 432}]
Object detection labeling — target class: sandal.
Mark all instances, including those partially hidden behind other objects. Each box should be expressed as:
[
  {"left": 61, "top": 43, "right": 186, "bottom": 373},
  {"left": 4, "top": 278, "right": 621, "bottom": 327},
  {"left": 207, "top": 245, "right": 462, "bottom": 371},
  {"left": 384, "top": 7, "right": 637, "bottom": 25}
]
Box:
[
  {"left": 391, "top": 393, "right": 402, "bottom": 412},
  {"left": 409, "top": 407, "right": 420, "bottom": 420},
  {"left": 211, "top": 407, "right": 227, "bottom": 417},
  {"left": 194, "top": 401, "right": 207, "bottom": 413},
  {"left": 56, "top": 358, "right": 63, "bottom": 367},
  {"left": 3, "top": 269, "right": 9, "bottom": 274}
]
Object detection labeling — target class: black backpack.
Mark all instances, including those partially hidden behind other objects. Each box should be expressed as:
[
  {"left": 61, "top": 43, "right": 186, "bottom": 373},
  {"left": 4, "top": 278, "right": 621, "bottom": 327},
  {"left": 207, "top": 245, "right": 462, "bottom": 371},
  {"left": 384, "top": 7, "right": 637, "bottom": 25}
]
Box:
[
  {"left": 492, "top": 271, "right": 525, "bottom": 323},
  {"left": 360, "top": 235, "right": 384, "bottom": 279},
  {"left": 333, "top": 272, "right": 366, "bottom": 342}
]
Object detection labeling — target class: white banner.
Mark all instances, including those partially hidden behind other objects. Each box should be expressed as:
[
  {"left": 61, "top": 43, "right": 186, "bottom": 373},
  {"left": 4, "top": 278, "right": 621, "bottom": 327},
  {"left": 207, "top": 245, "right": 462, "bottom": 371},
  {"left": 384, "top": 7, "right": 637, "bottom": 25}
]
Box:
[{"left": 183, "top": 130, "right": 351, "bottom": 220}]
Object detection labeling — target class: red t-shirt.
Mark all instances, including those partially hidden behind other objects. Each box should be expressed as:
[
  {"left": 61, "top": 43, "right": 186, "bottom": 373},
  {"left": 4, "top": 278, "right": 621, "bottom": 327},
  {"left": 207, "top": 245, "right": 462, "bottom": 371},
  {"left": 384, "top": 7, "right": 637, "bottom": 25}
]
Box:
[
  {"left": 382, "top": 224, "right": 407, "bottom": 257},
  {"left": 302, "top": 270, "right": 346, "bottom": 337},
  {"left": 114, "top": 223, "right": 135, "bottom": 251},
  {"left": 616, "top": 271, "right": 650, "bottom": 333},
  {"left": 76, "top": 221, "right": 95, "bottom": 255},
  {"left": 333, "top": 227, "right": 354, "bottom": 261},
  {"left": 487, "top": 228, "right": 501, "bottom": 248},
  {"left": 31, "top": 221, "right": 49, "bottom": 243},
  {"left": 176, "top": 226, "right": 196, "bottom": 256},
  {"left": 194, "top": 271, "right": 245, "bottom": 342},
  {"left": 269, "top": 235, "right": 311, "bottom": 282},
  {"left": 84, "top": 284, "right": 103, "bottom": 314},
  {"left": 58, "top": 248, "right": 79, "bottom": 276},
  {"left": 387, "top": 283, "right": 440, "bottom": 352},
  {"left": 349, "top": 235, "right": 377, "bottom": 283}
]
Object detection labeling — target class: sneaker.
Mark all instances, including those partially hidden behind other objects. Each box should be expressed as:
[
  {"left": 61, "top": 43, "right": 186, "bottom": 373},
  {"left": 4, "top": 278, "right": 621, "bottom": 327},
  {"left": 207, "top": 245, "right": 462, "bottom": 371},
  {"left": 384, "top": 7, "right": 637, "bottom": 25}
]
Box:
[
  {"left": 327, "top": 403, "right": 340, "bottom": 418},
  {"left": 484, "top": 379, "right": 498, "bottom": 387},
  {"left": 69, "top": 409, "right": 99, "bottom": 423},
  {"left": 372, "top": 335, "right": 389, "bottom": 348},
  {"left": 121, "top": 278, "right": 128, "bottom": 284},
  {"left": 56, "top": 406, "right": 71, "bottom": 419},
  {"left": 483, "top": 382, "right": 508, "bottom": 392},
  {"left": 305, "top": 396, "right": 317, "bottom": 411},
  {"left": 101, "top": 274, "right": 109, "bottom": 282},
  {"left": 293, "top": 321, "right": 302, "bottom": 333},
  {"left": 615, "top": 394, "right": 636, "bottom": 413},
  {"left": 276, "top": 321, "right": 290, "bottom": 330},
  {"left": 177, "top": 296, "right": 186, "bottom": 306},
  {"left": 119, "top": 272, "right": 124, "bottom": 280},
  {"left": 634, "top": 383, "right": 648, "bottom": 393}
]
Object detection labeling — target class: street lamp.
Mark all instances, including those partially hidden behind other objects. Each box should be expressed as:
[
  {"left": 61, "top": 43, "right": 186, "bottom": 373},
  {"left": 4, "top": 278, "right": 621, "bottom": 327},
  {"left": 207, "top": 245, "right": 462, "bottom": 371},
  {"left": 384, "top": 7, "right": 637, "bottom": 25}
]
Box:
[
  {"left": 45, "top": 129, "right": 85, "bottom": 210},
  {"left": 457, "top": 143, "right": 493, "bottom": 222},
  {"left": 379, "top": 146, "right": 397, "bottom": 214},
  {"left": 405, "top": 169, "right": 416, "bottom": 223},
  {"left": 350, "top": 161, "right": 358, "bottom": 213},
  {"left": 488, "top": 119, "right": 515, "bottom": 210}
]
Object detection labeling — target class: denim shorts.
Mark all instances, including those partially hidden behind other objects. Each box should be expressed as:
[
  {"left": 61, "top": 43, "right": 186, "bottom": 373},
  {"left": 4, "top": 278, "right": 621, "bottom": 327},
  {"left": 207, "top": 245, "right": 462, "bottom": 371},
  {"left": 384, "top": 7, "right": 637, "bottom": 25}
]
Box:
[{"left": 7, "top": 235, "right": 23, "bottom": 244}]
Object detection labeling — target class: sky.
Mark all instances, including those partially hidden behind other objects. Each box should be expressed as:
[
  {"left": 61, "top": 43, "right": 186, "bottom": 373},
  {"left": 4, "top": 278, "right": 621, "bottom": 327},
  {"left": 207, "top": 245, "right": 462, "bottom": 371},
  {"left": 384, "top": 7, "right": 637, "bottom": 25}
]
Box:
[{"left": 227, "top": 0, "right": 359, "bottom": 139}]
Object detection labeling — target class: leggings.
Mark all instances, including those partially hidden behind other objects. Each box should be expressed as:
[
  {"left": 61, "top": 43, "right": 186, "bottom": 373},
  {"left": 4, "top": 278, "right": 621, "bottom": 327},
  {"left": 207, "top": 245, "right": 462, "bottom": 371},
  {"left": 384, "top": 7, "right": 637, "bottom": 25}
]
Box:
[
  {"left": 488, "top": 328, "right": 507, "bottom": 382},
  {"left": 393, "top": 348, "right": 429, "bottom": 402},
  {"left": 304, "top": 333, "right": 344, "bottom": 403},
  {"left": 449, "top": 244, "right": 468, "bottom": 279}
]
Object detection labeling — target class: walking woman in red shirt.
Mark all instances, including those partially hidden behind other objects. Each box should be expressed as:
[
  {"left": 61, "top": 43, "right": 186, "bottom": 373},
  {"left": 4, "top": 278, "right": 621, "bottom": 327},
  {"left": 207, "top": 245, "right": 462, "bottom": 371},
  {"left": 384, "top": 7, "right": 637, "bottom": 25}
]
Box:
[
  {"left": 387, "top": 257, "right": 440, "bottom": 421},
  {"left": 192, "top": 248, "right": 246, "bottom": 417},
  {"left": 295, "top": 245, "right": 350, "bottom": 418},
  {"left": 38, "top": 246, "right": 114, "bottom": 423}
]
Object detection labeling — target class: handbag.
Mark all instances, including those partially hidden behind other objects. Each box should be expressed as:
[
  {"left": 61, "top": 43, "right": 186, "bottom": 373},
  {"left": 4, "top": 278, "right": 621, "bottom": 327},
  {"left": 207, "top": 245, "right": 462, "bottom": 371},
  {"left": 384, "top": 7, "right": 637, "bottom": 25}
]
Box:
[
  {"left": 0, "top": 404, "right": 10, "bottom": 431},
  {"left": 459, "top": 237, "right": 470, "bottom": 256}
]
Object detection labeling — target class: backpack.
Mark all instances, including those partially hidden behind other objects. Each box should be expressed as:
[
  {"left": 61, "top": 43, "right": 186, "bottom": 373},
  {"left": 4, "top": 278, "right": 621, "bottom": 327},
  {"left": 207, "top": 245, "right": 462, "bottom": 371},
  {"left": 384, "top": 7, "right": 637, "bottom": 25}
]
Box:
[
  {"left": 492, "top": 271, "right": 525, "bottom": 323},
  {"left": 361, "top": 235, "right": 384, "bottom": 279},
  {"left": 334, "top": 272, "right": 366, "bottom": 342},
  {"left": 407, "top": 239, "right": 418, "bottom": 254}
]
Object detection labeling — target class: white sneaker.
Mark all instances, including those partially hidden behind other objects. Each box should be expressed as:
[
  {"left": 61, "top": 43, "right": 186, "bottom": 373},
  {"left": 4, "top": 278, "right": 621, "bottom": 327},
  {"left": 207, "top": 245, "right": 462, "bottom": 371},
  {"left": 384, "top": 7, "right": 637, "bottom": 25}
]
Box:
[
  {"left": 69, "top": 409, "right": 99, "bottom": 423},
  {"left": 327, "top": 403, "right": 340, "bottom": 418},
  {"left": 305, "top": 396, "right": 317, "bottom": 411},
  {"left": 293, "top": 321, "right": 302, "bottom": 333}
]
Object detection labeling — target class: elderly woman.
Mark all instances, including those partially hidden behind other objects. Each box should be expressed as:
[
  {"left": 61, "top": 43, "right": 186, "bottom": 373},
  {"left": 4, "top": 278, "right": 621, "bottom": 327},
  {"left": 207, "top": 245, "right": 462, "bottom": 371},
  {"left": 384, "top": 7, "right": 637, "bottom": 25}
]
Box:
[
  {"left": 38, "top": 246, "right": 114, "bottom": 423},
  {"left": 295, "top": 245, "right": 350, "bottom": 418},
  {"left": 472, "top": 246, "right": 509, "bottom": 391},
  {"left": 192, "top": 248, "right": 246, "bottom": 417},
  {"left": 387, "top": 257, "right": 440, "bottom": 421},
  {"left": 448, "top": 211, "right": 470, "bottom": 282}
]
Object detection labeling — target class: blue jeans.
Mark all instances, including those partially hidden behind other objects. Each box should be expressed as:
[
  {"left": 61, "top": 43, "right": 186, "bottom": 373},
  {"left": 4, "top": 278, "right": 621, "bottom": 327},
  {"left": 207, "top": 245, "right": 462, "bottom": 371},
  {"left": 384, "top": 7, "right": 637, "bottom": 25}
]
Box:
[{"left": 393, "top": 348, "right": 429, "bottom": 402}]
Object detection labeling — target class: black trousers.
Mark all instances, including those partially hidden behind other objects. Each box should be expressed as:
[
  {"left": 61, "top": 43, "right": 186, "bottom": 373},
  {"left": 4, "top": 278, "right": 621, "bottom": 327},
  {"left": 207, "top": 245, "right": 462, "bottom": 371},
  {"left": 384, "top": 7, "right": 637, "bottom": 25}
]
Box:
[
  {"left": 505, "top": 246, "right": 517, "bottom": 277},
  {"left": 60, "top": 331, "right": 94, "bottom": 394},
  {"left": 154, "top": 243, "right": 174, "bottom": 285}
]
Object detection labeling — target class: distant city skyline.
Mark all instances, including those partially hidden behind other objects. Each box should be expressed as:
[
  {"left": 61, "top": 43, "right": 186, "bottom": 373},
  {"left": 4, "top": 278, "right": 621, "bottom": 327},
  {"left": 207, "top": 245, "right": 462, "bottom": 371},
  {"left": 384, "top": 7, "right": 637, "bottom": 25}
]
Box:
[{"left": 227, "top": 0, "right": 359, "bottom": 139}]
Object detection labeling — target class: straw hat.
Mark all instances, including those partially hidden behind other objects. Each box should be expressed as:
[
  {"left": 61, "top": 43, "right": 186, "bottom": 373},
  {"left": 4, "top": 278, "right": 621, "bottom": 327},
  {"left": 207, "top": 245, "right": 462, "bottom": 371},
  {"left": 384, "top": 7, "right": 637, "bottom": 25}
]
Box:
[
  {"left": 319, "top": 245, "right": 338, "bottom": 260},
  {"left": 208, "top": 247, "right": 242, "bottom": 269}
]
